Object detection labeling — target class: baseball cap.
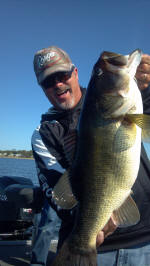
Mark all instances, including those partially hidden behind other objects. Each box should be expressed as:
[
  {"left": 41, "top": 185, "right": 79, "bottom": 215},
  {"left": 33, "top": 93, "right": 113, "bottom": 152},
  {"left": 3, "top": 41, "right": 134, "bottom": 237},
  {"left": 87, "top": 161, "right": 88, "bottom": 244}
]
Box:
[{"left": 33, "top": 46, "right": 74, "bottom": 84}]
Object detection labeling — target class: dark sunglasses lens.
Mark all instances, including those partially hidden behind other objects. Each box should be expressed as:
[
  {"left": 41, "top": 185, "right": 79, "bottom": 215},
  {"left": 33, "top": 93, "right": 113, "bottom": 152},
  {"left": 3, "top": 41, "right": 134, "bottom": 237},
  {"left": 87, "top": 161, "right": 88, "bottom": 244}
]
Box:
[
  {"left": 44, "top": 77, "right": 55, "bottom": 89},
  {"left": 42, "top": 67, "right": 74, "bottom": 89},
  {"left": 42, "top": 75, "right": 58, "bottom": 89}
]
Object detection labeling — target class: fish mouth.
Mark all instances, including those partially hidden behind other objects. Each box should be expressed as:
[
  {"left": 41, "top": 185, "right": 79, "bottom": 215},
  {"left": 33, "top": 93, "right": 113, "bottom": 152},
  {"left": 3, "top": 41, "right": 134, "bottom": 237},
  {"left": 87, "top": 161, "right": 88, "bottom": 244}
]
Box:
[
  {"left": 101, "top": 49, "right": 142, "bottom": 69},
  {"left": 101, "top": 52, "right": 128, "bottom": 67}
]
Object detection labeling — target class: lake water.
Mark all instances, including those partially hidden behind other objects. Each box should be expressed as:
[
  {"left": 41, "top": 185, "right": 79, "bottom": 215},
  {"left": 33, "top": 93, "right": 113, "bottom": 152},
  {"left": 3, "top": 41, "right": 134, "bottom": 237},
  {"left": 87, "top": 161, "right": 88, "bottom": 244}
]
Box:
[{"left": 0, "top": 158, "right": 39, "bottom": 185}]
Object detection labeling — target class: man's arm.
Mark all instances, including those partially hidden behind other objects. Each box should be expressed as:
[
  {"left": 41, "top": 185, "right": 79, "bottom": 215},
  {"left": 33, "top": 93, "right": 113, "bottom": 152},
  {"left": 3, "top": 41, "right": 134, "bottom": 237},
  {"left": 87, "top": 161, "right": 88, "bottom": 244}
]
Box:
[
  {"left": 31, "top": 126, "right": 64, "bottom": 189},
  {"left": 31, "top": 125, "right": 75, "bottom": 221}
]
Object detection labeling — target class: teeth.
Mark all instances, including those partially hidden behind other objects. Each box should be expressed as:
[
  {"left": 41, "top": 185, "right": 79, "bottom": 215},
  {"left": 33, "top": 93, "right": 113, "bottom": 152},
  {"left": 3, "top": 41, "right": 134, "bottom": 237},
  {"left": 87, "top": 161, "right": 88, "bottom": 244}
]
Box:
[{"left": 57, "top": 89, "right": 68, "bottom": 95}]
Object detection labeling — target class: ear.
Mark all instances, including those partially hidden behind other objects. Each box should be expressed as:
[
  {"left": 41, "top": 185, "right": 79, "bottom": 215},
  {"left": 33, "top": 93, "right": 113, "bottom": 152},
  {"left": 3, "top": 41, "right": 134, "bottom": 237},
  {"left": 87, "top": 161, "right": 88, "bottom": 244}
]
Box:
[{"left": 74, "top": 67, "right": 79, "bottom": 80}]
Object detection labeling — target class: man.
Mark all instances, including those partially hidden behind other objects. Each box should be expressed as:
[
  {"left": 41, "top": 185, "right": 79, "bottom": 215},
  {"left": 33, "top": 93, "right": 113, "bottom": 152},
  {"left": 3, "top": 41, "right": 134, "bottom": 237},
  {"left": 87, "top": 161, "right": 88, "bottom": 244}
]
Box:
[{"left": 31, "top": 46, "right": 150, "bottom": 266}]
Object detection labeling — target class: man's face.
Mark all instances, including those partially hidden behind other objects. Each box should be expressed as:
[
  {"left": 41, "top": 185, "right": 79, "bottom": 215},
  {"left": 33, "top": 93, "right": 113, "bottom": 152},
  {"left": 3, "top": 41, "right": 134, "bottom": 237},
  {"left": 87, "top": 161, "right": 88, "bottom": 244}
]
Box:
[{"left": 41, "top": 68, "right": 82, "bottom": 110}]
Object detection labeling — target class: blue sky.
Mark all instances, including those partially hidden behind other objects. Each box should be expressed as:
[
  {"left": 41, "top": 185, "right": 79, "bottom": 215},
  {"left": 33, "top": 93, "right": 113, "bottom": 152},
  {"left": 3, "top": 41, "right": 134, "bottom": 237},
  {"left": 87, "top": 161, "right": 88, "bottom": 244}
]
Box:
[{"left": 0, "top": 0, "right": 150, "bottom": 157}]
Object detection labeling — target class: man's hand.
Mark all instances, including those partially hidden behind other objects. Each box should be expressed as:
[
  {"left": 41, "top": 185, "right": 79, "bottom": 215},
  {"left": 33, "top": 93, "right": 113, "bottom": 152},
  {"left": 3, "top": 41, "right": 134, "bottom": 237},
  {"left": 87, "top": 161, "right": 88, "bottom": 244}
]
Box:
[
  {"left": 136, "top": 54, "right": 150, "bottom": 90},
  {"left": 96, "top": 216, "right": 117, "bottom": 247}
]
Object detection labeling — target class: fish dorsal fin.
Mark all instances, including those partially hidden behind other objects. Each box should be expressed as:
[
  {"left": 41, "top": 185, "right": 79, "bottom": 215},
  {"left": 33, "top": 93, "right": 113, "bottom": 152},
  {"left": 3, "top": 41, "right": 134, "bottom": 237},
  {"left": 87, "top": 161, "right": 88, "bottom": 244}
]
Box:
[
  {"left": 125, "top": 114, "right": 150, "bottom": 142},
  {"left": 52, "top": 170, "right": 78, "bottom": 209},
  {"left": 112, "top": 194, "right": 140, "bottom": 228}
]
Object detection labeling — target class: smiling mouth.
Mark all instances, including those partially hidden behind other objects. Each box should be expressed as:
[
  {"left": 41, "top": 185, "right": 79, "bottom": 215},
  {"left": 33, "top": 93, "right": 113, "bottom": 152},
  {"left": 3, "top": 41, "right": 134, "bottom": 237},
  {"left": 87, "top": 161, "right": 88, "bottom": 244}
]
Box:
[{"left": 56, "top": 88, "right": 70, "bottom": 96}]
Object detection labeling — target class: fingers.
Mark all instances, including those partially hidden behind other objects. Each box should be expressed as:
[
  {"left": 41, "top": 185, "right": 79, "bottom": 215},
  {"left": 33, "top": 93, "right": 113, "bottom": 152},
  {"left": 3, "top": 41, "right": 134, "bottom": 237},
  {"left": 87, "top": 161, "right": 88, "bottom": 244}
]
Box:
[
  {"left": 135, "top": 54, "right": 150, "bottom": 90},
  {"left": 102, "top": 216, "right": 117, "bottom": 238},
  {"left": 140, "top": 54, "right": 150, "bottom": 64},
  {"left": 96, "top": 216, "right": 117, "bottom": 247},
  {"left": 137, "top": 63, "right": 150, "bottom": 73},
  {"left": 136, "top": 71, "right": 150, "bottom": 84},
  {"left": 136, "top": 80, "right": 149, "bottom": 90},
  {"left": 96, "top": 231, "right": 105, "bottom": 247}
]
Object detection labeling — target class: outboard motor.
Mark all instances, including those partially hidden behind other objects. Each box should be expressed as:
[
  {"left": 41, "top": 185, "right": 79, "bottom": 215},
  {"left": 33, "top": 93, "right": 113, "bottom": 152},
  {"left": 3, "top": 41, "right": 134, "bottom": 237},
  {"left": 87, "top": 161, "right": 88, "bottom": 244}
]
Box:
[{"left": 0, "top": 176, "right": 44, "bottom": 239}]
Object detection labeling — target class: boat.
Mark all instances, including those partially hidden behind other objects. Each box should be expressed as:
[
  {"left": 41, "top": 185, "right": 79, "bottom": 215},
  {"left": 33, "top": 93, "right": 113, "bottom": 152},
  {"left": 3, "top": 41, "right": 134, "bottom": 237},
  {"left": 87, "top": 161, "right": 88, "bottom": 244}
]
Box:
[{"left": 0, "top": 176, "right": 57, "bottom": 265}]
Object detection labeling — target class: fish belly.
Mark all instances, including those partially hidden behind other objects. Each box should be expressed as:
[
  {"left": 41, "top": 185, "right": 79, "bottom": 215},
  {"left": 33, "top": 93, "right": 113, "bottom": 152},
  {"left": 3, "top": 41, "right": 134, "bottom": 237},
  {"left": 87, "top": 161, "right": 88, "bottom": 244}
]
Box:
[{"left": 71, "top": 120, "right": 141, "bottom": 249}]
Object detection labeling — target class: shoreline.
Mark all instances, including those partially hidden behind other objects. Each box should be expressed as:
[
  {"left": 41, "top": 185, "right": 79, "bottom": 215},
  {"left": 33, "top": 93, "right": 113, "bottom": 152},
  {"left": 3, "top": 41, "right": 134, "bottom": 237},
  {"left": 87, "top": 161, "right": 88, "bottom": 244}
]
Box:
[{"left": 0, "top": 157, "right": 34, "bottom": 160}]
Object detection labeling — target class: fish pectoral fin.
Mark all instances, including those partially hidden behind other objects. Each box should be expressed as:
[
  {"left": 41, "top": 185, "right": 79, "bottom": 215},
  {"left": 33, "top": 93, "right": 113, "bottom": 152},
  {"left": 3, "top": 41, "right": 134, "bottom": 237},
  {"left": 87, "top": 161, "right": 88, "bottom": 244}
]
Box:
[
  {"left": 52, "top": 170, "right": 78, "bottom": 209},
  {"left": 112, "top": 195, "right": 140, "bottom": 228},
  {"left": 125, "top": 114, "right": 150, "bottom": 143}
]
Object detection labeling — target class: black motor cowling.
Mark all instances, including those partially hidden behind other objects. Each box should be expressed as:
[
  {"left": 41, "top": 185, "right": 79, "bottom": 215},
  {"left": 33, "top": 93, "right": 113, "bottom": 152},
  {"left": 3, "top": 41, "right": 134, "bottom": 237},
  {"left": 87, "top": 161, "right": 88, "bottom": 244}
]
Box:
[{"left": 0, "top": 176, "right": 43, "bottom": 221}]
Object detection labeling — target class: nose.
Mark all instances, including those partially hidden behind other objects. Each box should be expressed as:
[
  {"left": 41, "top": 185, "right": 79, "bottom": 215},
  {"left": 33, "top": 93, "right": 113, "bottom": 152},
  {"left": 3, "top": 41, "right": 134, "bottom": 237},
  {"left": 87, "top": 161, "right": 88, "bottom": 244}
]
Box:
[{"left": 54, "top": 80, "right": 64, "bottom": 88}]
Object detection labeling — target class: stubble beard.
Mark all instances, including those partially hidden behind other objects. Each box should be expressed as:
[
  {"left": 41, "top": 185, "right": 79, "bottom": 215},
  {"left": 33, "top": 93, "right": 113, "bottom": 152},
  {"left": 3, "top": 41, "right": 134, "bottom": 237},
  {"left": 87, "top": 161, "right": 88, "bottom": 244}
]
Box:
[
  {"left": 55, "top": 95, "right": 76, "bottom": 110},
  {"left": 54, "top": 87, "right": 76, "bottom": 110}
]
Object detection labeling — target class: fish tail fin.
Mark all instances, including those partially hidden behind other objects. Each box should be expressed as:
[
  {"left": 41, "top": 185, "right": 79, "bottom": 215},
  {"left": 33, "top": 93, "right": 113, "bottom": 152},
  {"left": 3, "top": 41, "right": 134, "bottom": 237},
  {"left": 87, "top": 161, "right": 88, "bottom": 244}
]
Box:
[{"left": 51, "top": 241, "right": 97, "bottom": 266}]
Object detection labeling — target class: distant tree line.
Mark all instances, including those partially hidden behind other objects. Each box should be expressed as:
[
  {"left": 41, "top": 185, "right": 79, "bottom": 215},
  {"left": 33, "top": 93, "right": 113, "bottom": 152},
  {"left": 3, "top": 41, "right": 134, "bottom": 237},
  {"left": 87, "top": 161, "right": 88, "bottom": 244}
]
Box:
[{"left": 0, "top": 149, "right": 33, "bottom": 159}]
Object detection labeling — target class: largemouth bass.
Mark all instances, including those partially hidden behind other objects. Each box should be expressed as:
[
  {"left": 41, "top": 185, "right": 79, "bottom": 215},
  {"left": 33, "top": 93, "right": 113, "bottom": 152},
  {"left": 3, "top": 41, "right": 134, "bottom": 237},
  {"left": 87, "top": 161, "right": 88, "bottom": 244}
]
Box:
[{"left": 51, "top": 49, "right": 150, "bottom": 266}]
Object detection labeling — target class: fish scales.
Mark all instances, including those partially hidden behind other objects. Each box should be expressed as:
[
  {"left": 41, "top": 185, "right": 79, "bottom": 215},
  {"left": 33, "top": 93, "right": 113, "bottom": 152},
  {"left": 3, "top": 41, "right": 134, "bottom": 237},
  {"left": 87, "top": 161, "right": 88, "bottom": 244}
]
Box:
[{"left": 70, "top": 114, "right": 139, "bottom": 246}]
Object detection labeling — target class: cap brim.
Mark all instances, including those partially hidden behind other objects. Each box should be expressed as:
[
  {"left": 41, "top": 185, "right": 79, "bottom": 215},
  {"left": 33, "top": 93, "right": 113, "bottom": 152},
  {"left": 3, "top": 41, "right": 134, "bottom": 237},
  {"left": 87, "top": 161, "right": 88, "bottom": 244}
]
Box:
[{"left": 38, "top": 64, "right": 73, "bottom": 84}]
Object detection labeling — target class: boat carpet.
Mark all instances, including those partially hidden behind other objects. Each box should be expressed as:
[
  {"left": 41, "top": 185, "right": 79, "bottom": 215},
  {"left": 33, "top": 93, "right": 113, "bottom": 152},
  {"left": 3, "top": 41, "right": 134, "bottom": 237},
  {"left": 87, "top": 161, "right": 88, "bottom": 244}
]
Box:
[{"left": 0, "top": 240, "right": 56, "bottom": 266}]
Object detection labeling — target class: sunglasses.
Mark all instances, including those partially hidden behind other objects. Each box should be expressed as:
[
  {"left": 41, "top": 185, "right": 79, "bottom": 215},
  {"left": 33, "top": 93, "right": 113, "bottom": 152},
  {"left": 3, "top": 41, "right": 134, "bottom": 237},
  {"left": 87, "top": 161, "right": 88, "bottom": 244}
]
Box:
[{"left": 42, "top": 66, "right": 75, "bottom": 89}]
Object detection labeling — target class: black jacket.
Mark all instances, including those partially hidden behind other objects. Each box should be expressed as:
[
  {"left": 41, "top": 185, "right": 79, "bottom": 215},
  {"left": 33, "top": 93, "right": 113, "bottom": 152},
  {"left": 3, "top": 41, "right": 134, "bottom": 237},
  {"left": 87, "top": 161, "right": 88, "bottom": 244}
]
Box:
[{"left": 31, "top": 86, "right": 150, "bottom": 251}]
